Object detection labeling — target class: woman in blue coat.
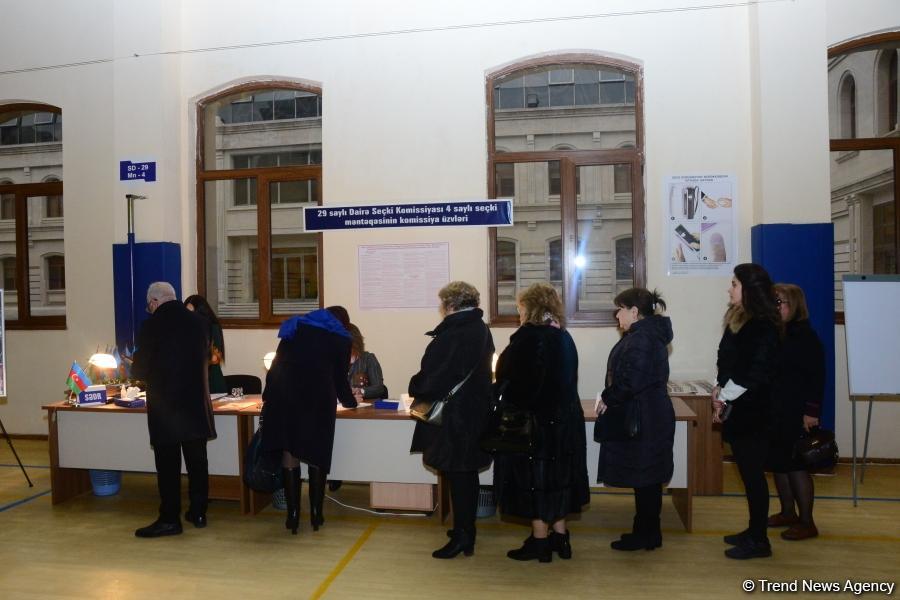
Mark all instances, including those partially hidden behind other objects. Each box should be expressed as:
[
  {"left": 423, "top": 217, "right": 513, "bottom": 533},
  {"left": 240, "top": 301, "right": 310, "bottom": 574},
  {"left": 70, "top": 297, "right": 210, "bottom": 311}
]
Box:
[
  {"left": 597, "top": 288, "right": 675, "bottom": 551},
  {"left": 261, "top": 306, "right": 357, "bottom": 534}
]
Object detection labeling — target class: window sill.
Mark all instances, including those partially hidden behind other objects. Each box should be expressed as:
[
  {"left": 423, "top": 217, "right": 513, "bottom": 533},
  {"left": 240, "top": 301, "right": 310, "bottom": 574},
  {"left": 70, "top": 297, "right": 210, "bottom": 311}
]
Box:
[{"left": 835, "top": 150, "right": 859, "bottom": 163}]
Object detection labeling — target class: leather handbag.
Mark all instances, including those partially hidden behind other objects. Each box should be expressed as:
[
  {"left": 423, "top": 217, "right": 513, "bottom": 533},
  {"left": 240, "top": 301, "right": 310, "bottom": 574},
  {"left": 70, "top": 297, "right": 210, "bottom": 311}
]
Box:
[
  {"left": 409, "top": 329, "right": 489, "bottom": 426},
  {"left": 243, "top": 425, "right": 283, "bottom": 493},
  {"left": 480, "top": 380, "right": 536, "bottom": 454},
  {"left": 593, "top": 396, "right": 641, "bottom": 442},
  {"left": 793, "top": 427, "right": 838, "bottom": 470},
  {"left": 409, "top": 366, "right": 477, "bottom": 426}
]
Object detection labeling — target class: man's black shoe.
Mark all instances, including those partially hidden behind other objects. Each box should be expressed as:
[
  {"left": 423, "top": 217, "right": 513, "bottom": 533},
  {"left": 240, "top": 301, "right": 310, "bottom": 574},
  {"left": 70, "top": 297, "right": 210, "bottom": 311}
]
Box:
[
  {"left": 184, "top": 511, "right": 207, "bottom": 528},
  {"left": 135, "top": 519, "right": 183, "bottom": 538}
]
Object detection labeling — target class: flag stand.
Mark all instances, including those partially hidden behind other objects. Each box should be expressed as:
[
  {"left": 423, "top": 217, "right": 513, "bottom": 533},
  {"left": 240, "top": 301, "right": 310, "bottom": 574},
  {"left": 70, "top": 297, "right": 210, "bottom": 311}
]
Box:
[{"left": 0, "top": 414, "right": 33, "bottom": 487}]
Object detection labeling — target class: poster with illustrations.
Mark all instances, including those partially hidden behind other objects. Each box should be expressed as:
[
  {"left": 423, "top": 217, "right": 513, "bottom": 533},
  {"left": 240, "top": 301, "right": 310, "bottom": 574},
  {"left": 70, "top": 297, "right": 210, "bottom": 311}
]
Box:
[{"left": 665, "top": 174, "right": 736, "bottom": 276}]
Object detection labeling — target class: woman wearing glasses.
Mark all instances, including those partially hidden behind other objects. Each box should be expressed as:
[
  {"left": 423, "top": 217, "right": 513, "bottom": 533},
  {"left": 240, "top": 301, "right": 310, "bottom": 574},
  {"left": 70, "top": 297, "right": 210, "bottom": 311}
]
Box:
[{"left": 767, "top": 284, "right": 824, "bottom": 541}]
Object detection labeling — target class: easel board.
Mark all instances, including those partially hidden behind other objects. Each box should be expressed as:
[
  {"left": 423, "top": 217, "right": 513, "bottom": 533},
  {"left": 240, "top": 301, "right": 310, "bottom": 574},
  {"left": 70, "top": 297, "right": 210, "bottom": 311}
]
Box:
[{"left": 842, "top": 275, "right": 900, "bottom": 396}]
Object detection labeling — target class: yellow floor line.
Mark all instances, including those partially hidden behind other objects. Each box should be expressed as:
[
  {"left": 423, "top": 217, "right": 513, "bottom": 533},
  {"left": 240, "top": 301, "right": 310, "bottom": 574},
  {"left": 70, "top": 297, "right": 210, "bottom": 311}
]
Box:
[{"left": 310, "top": 522, "right": 379, "bottom": 599}]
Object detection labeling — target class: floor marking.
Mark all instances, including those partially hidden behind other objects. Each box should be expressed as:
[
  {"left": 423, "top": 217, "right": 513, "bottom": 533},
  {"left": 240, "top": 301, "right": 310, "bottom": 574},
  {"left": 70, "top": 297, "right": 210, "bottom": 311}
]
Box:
[
  {"left": 0, "top": 489, "right": 51, "bottom": 512},
  {"left": 310, "top": 522, "right": 379, "bottom": 599}
]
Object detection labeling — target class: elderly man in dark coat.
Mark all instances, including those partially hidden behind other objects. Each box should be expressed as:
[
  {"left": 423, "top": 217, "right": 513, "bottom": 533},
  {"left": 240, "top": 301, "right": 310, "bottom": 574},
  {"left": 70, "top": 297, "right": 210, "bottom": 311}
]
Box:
[
  {"left": 132, "top": 281, "right": 216, "bottom": 538},
  {"left": 261, "top": 307, "right": 357, "bottom": 534}
]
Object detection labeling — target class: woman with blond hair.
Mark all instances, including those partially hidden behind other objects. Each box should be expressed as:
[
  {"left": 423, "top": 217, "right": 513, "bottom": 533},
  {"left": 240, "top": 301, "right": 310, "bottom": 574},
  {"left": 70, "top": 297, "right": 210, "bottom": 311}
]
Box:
[
  {"left": 492, "top": 283, "right": 589, "bottom": 562},
  {"left": 409, "top": 281, "right": 494, "bottom": 559}
]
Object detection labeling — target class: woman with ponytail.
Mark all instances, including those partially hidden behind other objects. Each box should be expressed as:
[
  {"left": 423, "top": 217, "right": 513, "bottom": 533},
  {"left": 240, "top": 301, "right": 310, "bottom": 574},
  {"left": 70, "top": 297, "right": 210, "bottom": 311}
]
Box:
[{"left": 596, "top": 287, "right": 675, "bottom": 551}]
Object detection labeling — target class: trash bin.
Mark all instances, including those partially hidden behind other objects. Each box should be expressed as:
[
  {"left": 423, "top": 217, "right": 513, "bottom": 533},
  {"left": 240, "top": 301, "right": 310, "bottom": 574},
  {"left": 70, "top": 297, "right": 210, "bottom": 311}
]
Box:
[
  {"left": 88, "top": 469, "right": 122, "bottom": 496},
  {"left": 271, "top": 487, "right": 287, "bottom": 510},
  {"left": 475, "top": 486, "right": 496, "bottom": 518}
]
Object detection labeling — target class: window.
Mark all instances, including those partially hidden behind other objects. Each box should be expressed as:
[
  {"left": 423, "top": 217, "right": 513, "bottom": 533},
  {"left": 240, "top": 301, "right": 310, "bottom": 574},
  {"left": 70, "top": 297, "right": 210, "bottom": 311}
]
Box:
[
  {"left": 0, "top": 103, "right": 65, "bottom": 328},
  {"left": 489, "top": 55, "right": 644, "bottom": 325},
  {"left": 198, "top": 83, "right": 322, "bottom": 326},
  {"left": 829, "top": 36, "right": 900, "bottom": 316}
]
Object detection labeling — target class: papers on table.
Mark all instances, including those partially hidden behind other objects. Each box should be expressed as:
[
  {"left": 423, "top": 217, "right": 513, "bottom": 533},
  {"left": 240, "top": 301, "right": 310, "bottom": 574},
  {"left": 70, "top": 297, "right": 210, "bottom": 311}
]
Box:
[{"left": 338, "top": 402, "right": 372, "bottom": 412}]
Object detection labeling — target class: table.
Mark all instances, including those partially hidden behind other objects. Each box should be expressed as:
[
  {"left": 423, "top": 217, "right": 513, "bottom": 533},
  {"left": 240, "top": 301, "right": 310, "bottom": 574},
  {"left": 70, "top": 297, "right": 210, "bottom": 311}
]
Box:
[
  {"left": 44, "top": 396, "right": 698, "bottom": 531},
  {"left": 670, "top": 394, "right": 722, "bottom": 495},
  {"left": 43, "top": 398, "right": 254, "bottom": 510}
]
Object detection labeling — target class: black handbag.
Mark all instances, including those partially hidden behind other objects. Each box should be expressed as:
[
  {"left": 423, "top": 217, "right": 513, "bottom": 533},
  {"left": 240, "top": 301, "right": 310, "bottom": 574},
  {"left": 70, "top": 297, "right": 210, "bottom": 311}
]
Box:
[
  {"left": 243, "top": 425, "right": 283, "bottom": 493},
  {"left": 793, "top": 427, "right": 838, "bottom": 470},
  {"left": 479, "top": 380, "right": 536, "bottom": 454},
  {"left": 409, "top": 329, "right": 488, "bottom": 426},
  {"left": 593, "top": 397, "right": 641, "bottom": 442}
]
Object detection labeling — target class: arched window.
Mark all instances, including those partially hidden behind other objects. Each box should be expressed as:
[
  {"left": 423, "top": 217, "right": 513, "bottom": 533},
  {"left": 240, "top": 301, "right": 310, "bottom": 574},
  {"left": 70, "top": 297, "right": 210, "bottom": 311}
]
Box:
[
  {"left": 496, "top": 239, "right": 517, "bottom": 283},
  {"left": 839, "top": 73, "right": 857, "bottom": 138},
  {"left": 197, "top": 81, "right": 322, "bottom": 326},
  {"left": 488, "top": 54, "right": 644, "bottom": 324},
  {"left": 0, "top": 102, "right": 64, "bottom": 327},
  {"left": 829, "top": 36, "right": 900, "bottom": 315}
]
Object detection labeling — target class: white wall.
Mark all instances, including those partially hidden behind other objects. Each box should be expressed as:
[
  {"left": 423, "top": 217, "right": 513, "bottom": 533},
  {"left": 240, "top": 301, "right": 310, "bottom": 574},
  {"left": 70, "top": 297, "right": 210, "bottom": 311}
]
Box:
[{"left": 1, "top": 0, "right": 899, "bottom": 458}]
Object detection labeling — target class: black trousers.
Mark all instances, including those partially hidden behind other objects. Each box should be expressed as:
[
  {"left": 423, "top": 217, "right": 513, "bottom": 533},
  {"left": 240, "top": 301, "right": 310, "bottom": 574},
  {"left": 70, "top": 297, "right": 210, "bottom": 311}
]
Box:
[
  {"left": 634, "top": 483, "right": 662, "bottom": 535},
  {"left": 445, "top": 470, "right": 479, "bottom": 534},
  {"left": 730, "top": 435, "right": 770, "bottom": 542},
  {"left": 153, "top": 439, "right": 209, "bottom": 523}
]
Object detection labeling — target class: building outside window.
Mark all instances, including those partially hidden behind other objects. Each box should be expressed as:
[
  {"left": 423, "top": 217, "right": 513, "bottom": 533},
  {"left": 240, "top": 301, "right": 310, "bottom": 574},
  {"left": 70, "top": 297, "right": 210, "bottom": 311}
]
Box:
[
  {"left": 197, "top": 83, "right": 322, "bottom": 325},
  {"left": 0, "top": 103, "right": 65, "bottom": 327},
  {"left": 829, "top": 37, "right": 900, "bottom": 315},
  {"left": 488, "top": 55, "right": 644, "bottom": 325}
]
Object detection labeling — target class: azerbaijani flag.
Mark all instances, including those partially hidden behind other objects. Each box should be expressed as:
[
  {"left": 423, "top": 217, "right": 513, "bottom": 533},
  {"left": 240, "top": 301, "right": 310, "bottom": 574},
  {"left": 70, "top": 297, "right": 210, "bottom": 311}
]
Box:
[{"left": 65, "top": 361, "right": 91, "bottom": 395}]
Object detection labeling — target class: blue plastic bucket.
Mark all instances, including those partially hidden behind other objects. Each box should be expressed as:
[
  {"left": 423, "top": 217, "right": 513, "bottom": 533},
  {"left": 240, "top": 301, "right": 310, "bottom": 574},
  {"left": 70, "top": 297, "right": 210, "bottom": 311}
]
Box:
[{"left": 89, "top": 469, "right": 122, "bottom": 496}]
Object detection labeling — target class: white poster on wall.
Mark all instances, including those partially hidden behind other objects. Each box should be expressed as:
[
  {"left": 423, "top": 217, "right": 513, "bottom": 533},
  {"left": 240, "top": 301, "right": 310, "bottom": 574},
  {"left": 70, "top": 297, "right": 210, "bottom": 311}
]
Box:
[
  {"left": 358, "top": 242, "right": 450, "bottom": 310},
  {"left": 664, "top": 174, "right": 737, "bottom": 276}
]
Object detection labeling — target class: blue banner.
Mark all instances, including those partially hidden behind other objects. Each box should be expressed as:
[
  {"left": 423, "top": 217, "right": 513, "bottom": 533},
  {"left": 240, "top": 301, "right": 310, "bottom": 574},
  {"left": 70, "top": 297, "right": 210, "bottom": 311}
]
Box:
[
  {"left": 303, "top": 200, "right": 513, "bottom": 231},
  {"left": 119, "top": 160, "right": 157, "bottom": 182}
]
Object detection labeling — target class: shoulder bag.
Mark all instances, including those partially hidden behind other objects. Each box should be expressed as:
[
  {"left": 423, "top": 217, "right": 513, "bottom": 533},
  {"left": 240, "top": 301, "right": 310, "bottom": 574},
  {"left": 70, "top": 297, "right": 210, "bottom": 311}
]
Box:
[
  {"left": 409, "top": 328, "right": 488, "bottom": 426},
  {"left": 479, "top": 379, "right": 536, "bottom": 454},
  {"left": 793, "top": 426, "right": 838, "bottom": 471},
  {"left": 243, "top": 422, "right": 283, "bottom": 493}
]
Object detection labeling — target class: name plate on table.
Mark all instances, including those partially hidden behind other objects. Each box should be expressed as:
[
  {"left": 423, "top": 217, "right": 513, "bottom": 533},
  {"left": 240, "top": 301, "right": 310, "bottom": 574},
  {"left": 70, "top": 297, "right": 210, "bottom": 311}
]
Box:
[{"left": 77, "top": 385, "right": 107, "bottom": 406}]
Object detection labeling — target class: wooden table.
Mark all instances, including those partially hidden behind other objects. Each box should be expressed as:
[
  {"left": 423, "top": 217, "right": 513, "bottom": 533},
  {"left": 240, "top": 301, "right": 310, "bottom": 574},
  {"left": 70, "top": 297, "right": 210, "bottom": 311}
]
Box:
[
  {"left": 43, "top": 398, "right": 254, "bottom": 510},
  {"left": 669, "top": 394, "right": 722, "bottom": 495}
]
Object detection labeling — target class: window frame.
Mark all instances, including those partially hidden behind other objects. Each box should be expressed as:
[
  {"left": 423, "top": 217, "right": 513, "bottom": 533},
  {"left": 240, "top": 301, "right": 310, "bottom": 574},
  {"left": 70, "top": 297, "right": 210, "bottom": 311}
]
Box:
[
  {"left": 196, "top": 81, "right": 324, "bottom": 329},
  {"left": 486, "top": 54, "right": 645, "bottom": 327},
  {"left": 829, "top": 34, "right": 900, "bottom": 324}
]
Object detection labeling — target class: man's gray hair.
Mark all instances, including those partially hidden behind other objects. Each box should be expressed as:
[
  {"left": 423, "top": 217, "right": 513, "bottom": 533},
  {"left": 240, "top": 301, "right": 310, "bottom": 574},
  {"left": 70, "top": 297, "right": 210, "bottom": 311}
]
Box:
[{"left": 146, "top": 281, "right": 177, "bottom": 304}]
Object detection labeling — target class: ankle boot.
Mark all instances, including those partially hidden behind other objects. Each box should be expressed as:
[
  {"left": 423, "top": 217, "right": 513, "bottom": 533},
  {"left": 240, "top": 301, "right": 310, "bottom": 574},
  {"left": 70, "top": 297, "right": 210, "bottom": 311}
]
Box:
[
  {"left": 610, "top": 531, "right": 662, "bottom": 551},
  {"left": 433, "top": 528, "right": 475, "bottom": 559},
  {"left": 507, "top": 535, "right": 552, "bottom": 563},
  {"left": 282, "top": 467, "right": 301, "bottom": 535},
  {"left": 549, "top": 530, "right": 572, "bottom": 559},
  {"left": 308, "top": 464, "right": 326, "bottom": 531}
]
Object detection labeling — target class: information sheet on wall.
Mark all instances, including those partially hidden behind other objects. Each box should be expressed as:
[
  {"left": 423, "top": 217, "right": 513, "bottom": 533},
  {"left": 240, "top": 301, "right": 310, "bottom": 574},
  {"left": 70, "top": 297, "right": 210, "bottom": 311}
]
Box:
[
  {"left": 665, "top": 174, "right": 736, "bottom": 276},
  {"left": 0, "top": 289, "right": 6, "bottom": 397},
  {"left": 358, "top": 243, "right": 449, "bottom": 310}
]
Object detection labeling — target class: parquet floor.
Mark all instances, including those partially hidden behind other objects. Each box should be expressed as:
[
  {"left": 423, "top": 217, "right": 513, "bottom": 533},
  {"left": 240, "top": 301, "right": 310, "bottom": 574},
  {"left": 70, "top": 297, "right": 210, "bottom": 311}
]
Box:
[{"left": 1, "top": 439, "right": 897, "bottom": 599}]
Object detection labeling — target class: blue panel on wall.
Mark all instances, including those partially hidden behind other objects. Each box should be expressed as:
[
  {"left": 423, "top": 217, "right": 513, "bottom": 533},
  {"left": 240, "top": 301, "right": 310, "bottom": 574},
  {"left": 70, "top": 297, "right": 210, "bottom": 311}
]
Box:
[
  {"left": 112, "top": 241, "right": 181, "bottom": 353},
  {"left": 751, "top": 223, "right": 835, "bottom": 431}
]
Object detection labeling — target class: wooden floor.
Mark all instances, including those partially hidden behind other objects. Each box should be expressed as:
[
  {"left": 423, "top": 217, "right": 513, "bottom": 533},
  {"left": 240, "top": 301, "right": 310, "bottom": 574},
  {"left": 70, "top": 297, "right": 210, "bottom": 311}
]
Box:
[{"left": 1, "top": 439, "right": 898, "bottom": 599}]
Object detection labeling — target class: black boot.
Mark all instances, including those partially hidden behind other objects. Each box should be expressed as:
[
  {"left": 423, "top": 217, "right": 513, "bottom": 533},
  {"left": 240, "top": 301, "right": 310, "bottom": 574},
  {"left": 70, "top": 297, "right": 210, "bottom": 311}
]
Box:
[
  {"left": 283, "top": 467, "right": 301, "bottom": 535},
  {"left": 610, "top": 531, "right": 662, "bottom": 551},
  {"left": 308, "top": 464, "right": 326, "bottom": 531},
  {"left": 725, "top": 537, "right": 772, "bottom": 559},
  {"left": 507, "top": 535, "right": 552, "bottom": 563},
  {"left": 549, "top": 530, "right": 572, "bottom": 559},
  {"left": 724, "top": 528, "right": 752, "bottom": 546},
  {"left": 433, "top": 528, "right": 475, "bottom": 559}
]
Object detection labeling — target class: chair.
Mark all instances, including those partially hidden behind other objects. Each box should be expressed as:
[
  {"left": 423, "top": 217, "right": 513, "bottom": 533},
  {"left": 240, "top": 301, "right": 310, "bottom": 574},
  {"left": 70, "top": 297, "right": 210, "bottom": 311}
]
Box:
[{"left": 224, "top": 374, "right": 262, "bottom": 395}]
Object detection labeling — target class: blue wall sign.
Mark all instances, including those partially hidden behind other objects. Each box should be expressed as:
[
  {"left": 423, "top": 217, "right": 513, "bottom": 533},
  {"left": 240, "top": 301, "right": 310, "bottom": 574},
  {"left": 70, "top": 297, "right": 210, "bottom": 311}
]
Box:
[
  {"left": 119, "top": 160, "right": 157, "bottom": 182},
  {"left": 304, "top": 200, "right": 513, "bottom": 231}
]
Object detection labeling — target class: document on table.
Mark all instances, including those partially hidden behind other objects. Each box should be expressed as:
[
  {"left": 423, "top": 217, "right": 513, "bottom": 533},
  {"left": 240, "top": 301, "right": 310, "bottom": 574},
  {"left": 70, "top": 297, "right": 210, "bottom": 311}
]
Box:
[{"left": 338, "top": 402, "right": 371, "bottom": 411}]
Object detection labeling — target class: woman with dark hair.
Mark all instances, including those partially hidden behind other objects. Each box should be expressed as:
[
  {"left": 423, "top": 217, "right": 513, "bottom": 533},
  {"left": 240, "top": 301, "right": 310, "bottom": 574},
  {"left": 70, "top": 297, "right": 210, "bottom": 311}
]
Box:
[
  {"left": 714, "top": 263, "right": 780, "bottom": 559},
  {"left": 347, "top": 324, "right": 388, "bottom": 401},
  {"left": 261, "top": 306, "right": 357, "bottom": 534},
  {"left": 184, "top": 294, "right": 226, "bottom": 394},
  {"left": 768, "top": 283, "right": 824, "bottom": 541},
  {"left": 493, "top": 282, "right": 589, "bottom": 562},
  {"left": 409, "top": 281, "right": 494, "bottom": 559},
  {"left": 597, "top": 287, "right": 674, "bottom": 551}
]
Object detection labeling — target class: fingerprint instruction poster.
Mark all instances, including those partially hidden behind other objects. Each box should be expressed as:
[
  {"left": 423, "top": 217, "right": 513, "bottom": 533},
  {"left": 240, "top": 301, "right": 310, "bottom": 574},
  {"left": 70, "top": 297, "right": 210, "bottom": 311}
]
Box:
[{"left": 664, "top": 174, "right": 736, "bottom": 276}]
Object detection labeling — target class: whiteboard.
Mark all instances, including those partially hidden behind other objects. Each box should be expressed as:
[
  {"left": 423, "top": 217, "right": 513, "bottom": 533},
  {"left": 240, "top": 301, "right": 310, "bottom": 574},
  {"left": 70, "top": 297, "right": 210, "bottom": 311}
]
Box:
[{"left": 843, "top": 275, "right": 900, "bottom": 395}]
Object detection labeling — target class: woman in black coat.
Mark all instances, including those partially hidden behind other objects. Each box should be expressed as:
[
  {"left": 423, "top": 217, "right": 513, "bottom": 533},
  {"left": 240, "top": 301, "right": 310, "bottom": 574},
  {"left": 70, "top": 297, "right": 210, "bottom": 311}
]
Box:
[
  {"left": 714, "top": 263, "right": 780, "bottom": 559},
  {"left": 409, "top": 281, "right": 494, "bottom": 559},
  {"left": 261, "top": 306, "right": 357, "bottom": 534},
  {"left": 493, "top": 283, "right": 590, "bottom": 563},
  {"left": 184, "top": 294, "right": 227, "bottom": 394},
  {"left": 767, "top": 283, "right": 824, "bottom": 541},
  {"left": 597, "top": 288, "right": 675, "bottom": 551}
]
